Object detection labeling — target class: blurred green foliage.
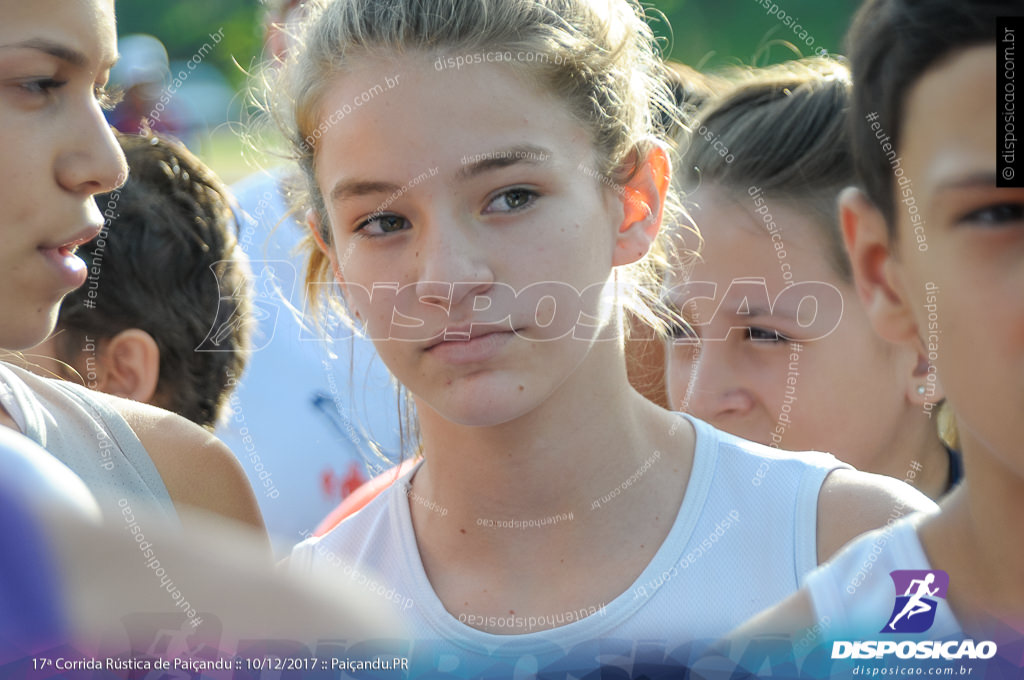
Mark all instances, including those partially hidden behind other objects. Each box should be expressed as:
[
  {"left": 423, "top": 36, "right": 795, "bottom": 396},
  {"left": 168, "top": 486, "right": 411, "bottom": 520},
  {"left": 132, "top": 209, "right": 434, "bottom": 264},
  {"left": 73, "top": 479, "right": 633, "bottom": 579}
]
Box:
[
  {"left": 652, "top": 0, "right": 859, "bottom": 70},
  {"left": 115, "top": 0, "right": 265, "bottom": 89},
  {"left": 113, "top": 0, "right": 860, "bottom": 183},
  {"left": 115, "top": 0, "right": 860, "bottom": 89}
]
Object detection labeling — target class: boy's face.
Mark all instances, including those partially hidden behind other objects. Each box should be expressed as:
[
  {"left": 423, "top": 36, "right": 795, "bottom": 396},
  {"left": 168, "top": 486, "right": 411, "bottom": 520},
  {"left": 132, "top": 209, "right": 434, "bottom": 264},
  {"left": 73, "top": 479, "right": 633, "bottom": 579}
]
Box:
[{"left": 871, "top": 46, "right": 1024, "bottom": 467}]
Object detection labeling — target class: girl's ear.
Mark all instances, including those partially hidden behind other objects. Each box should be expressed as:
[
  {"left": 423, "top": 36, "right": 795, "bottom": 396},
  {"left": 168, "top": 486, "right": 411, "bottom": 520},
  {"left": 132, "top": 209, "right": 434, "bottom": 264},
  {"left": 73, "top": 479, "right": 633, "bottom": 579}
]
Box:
[
  {"left": 612, "top": 145, "right": 670, "bottom": 267},
  {"left": 306, "top": 209, "right": 343, "bottom": 282},
  {"left": 907, "top": 351, "right": 945, "bottom": 406},
  {"left": 839, "top": 187, "right": 920, "bottom": 348}
]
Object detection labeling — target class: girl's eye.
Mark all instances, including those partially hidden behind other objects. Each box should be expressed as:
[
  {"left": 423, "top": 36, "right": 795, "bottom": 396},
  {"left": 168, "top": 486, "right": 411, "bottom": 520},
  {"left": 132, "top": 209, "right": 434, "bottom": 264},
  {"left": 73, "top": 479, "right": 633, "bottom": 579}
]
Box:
[
  {"left": 746, "top": 326, "right": 788, "bottom": 343},
  {"left": 22, "top": 78, "right": 66, "bottom": 96},
  {"left": 961, "top": 203, "right": 1024, "bottom": 226},
  {"left": 484, "top": 188, "right": 538, "bottom": 213},
  {"left": 95, "top": 84, "right": 123, "bottom": 111},
  {"left": 355, "top": 213, "right": 410, "bottom": 237},
  {"left": 19, "top": 79, "right": 122, "bottom": 111}
]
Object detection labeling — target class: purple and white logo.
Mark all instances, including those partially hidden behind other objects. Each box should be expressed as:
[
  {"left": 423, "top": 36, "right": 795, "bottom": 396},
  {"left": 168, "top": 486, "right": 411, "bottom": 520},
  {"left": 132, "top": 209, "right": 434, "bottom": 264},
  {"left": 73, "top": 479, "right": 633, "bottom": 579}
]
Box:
[{"left": 882, "top": 569, "right": 949, "bottom": 634}]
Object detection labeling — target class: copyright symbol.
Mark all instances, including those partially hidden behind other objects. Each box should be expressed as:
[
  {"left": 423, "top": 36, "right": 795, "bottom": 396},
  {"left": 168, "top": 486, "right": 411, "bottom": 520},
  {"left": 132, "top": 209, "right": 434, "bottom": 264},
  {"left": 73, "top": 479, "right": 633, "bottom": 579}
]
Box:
[{"left": 1004, "top": 167, "right": 1016, "bottom": 181}]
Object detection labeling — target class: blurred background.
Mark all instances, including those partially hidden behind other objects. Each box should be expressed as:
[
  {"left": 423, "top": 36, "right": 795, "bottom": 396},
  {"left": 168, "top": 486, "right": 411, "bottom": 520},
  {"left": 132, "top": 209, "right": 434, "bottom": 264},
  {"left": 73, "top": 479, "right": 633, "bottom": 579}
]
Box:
[{"left": 111, "top": 0, "right": 859, "bottom": 184}]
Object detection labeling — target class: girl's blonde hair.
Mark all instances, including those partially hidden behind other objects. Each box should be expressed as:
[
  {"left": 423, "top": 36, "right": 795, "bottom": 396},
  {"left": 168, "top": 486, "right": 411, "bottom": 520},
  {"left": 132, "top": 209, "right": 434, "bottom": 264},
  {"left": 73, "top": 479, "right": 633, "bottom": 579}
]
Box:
[{"left": 258, "top": 0, "right": 692, "bottom": 454}]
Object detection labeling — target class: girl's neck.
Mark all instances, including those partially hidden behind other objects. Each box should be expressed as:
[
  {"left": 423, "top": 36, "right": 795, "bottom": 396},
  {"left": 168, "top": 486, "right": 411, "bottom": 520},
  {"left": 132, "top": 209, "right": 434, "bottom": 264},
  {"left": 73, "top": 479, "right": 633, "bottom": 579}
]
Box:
[
  {"left": 919, "top": 433, "right": 1024, "bottom": 635},
  {"left": 908, "top": 430, "right": 954, "bottom": 502},
  {"left": 871, "top": 408, "right": 952, "bottom": 501},
  {"left": 404, "top": 341, "right": 694, "bottom": 626},
  {"left": 414, "top": 341, "right": 675, "bottom": 517},
  {"left": 0, "top": 409, "right": 17, "bottom": 432},
  {"left": 408, "top": 337, "right": 693, "bottom": 552}
]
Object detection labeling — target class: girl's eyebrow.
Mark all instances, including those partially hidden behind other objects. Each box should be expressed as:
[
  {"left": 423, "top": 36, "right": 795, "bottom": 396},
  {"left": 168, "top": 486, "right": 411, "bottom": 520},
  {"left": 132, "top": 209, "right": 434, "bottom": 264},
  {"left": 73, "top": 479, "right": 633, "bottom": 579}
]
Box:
[
  {"left": 331, "top": 179, "right": 403, "bottom": 204},
  {"left": 455, "top": 144, "right": 554, "bottom": 181},
  {"left": 931, "top": 171, "right": 999, "bottom": 193},
  {"left": 330, "top": 144, "right": 556, "bottom": 204},
  {"left": 0, "top": 37, "right": 119, "bottom": 71}
]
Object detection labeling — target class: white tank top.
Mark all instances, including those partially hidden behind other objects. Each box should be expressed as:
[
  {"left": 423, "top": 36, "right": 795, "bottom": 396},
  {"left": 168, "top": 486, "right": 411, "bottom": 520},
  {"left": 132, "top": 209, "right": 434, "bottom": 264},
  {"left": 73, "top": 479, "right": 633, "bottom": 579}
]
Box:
[
  {"left": 291, "top": 413, "right": 847, "bottom": 676},
  {"left": 804, "top": 512, "right": 962, "bottom": 641},
  {"left": 0, "top": 362, "right": 175, "bottom": 521}
]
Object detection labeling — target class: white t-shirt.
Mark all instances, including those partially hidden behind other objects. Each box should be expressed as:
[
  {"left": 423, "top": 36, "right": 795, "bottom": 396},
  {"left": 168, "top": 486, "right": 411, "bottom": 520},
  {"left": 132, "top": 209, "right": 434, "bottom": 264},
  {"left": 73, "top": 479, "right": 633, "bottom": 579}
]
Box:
[
  {"left": 217, "top": 169, "right": 401, "bottom": 557},
  {"left": 291, "top": 413, "right": 847, "bottom": 676}
]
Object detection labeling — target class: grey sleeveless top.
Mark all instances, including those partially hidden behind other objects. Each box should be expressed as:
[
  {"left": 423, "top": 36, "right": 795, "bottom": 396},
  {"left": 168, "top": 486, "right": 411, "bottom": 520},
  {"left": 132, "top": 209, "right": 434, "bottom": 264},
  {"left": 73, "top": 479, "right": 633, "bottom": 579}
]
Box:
[{"left": 0, "top": 362, "right": 176, "bottom": 521}]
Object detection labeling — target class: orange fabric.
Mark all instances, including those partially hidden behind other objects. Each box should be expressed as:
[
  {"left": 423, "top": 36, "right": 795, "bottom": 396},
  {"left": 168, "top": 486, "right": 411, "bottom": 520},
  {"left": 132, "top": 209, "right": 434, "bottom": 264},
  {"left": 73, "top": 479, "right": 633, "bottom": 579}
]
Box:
[{"left": 313, "top": 458, "right": 419, "bottom": 536}]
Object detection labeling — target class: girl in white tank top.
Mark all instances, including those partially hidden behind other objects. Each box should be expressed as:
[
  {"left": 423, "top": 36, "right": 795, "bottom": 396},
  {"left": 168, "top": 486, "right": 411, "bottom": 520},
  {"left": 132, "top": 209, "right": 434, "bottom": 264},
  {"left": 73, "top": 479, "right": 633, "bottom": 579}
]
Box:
[
  {"left": 0, "top": 4, "right": 263, "bottom": 536},
  {"left": 269, "top": 1, "right": 935, "bottom": 674}
]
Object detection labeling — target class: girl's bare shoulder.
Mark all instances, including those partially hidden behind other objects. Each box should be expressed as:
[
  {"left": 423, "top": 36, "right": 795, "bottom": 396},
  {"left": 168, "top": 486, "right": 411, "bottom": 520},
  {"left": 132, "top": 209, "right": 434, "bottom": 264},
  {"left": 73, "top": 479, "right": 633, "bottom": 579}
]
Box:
[
  {"left": 816, "top": 468, "right": 936, "bottom": 564},
  {"left": 97, "top": 392, "right": 266, "bottom": 536}
]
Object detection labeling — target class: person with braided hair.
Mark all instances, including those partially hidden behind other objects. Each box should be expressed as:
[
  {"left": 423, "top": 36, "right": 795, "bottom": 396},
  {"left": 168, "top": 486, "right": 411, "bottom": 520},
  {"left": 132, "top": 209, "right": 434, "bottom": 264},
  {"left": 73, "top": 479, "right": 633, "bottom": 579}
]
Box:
[{"left": 23, "top": 131, "right": 252, "bottom": 431}]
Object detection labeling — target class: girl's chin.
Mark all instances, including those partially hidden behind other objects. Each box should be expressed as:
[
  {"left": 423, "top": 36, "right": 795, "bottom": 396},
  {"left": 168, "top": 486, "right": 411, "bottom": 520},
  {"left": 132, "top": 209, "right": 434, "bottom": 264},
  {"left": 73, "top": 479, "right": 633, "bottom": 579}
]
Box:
[
  {"left": 420, "top": 386, "right": 538, "bottom": 428},
  {"left": 0, "top": 308, "right": 58, "bottom": 352}
]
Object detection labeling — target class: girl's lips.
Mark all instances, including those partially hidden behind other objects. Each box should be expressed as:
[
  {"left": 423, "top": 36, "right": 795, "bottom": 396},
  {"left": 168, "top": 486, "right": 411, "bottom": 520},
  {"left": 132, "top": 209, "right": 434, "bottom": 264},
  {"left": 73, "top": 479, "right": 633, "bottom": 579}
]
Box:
[
  {"left": 37, "top": 224, "right": 102, "bottom": 289},
  {"left": 38, "top": 244, "right": 89, "bottom": 289},
  {"left": 425, "top": 329, "right": 517, "bottom": 365},
  {"left": 41, "top": 223, "right": 103, "bottom": 253}
]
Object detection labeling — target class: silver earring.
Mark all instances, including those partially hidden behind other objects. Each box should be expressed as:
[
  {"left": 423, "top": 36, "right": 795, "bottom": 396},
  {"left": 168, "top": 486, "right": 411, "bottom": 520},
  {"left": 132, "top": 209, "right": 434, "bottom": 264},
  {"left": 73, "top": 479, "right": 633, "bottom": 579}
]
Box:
[{"left": 916, "top": 385, "right": 926, "bottom": 395}]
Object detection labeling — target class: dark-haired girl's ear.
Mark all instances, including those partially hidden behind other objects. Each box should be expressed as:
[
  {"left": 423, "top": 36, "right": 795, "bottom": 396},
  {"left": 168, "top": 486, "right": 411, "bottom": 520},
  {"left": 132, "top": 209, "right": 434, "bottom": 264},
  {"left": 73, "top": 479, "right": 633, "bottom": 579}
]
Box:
[
  {"left": 306, "top": 209, "right": 342, "bottom": 282},
  {"left": 612, "top": 145, "right": 670, "bottom": 267},
  {"left": 839, "top": 187, "right": 920, "bottom": 348}
]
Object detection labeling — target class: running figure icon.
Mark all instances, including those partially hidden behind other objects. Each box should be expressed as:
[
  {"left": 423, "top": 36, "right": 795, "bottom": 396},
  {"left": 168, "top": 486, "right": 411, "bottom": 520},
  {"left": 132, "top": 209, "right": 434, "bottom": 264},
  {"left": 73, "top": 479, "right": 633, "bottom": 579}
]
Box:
[
  {"left": 888, "top": 573, "right": 939, "bottom": 630},
  {"left": 882, "top": 569, "right": 949, "bottom": 634}
]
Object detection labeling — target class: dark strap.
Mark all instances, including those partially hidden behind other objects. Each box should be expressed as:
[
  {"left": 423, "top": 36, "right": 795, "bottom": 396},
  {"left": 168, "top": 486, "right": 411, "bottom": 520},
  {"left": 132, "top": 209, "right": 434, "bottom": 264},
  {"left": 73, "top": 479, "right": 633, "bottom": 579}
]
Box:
[{"left": 944, "top": 445, "right": 964, "bottom": 493}]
